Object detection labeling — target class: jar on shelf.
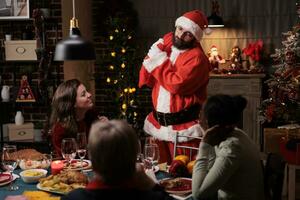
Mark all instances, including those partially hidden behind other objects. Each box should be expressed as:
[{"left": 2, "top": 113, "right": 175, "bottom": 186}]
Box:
[
  {"left": 1, "top": 85, "right": 10, "bottom": 102},
  {"left": 15, "top": 111, "right": 24, "bottom": 125}
]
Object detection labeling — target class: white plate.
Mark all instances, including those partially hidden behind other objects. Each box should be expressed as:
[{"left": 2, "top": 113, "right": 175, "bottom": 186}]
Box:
[
  {"left": 36, "top": 183, "right": 67, "bottom": 195},
  {"left": 63, "top": 159, "right": 92, "bottom": 171},
  {"left": 170, "top": 193, "right": 193, "bottom": 200},
  {"left": 159, "top": 177, "right": 192, "bottom": 195},
  {"left": 0, "top": 173, "right": 19, "bottom": 187}
]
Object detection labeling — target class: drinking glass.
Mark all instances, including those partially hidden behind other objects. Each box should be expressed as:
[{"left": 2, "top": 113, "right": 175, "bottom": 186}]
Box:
[
  {"left": 144, "top": 136, "right": 156, "bottom": 146},
  {"left": 1, "top": 145, "right": 19, "bottom": 190},
  {"left": 136, "top": 139, "right": 144, "bottom": 163},
  {"left": 61, "top": 138, "right": 77, "bottom": 168},
  {"left": 144, "top": 144, "right": 159, "bottom": 170},
  {"left": 76, "top": 132, "right": 87, "bottom": 168}
]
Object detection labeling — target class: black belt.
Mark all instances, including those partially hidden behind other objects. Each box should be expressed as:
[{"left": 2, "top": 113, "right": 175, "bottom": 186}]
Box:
[{"left": 153, "top": 104, "right": 201, "bottom": 126}]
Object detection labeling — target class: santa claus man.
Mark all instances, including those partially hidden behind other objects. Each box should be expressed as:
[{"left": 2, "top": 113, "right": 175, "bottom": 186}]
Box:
[{"left": 139, "top": 10, "right": 211, "bottom": 164}]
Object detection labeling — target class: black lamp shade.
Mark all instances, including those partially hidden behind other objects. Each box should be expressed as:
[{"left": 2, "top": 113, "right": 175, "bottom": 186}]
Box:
[
  {"left": 207, "top": 13, "right": 224, "bottom": 28},
  {"left": 54, "top": 28, "right": 96, "bottom": 61}
]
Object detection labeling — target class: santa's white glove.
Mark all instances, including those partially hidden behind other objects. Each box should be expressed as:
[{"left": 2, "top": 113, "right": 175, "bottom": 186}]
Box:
[
  {"left": 147, "top": 38, "right": 164, "bottom": 58},
  {"left": 143, "top": 38, "right": 168, "bottom": 73}
]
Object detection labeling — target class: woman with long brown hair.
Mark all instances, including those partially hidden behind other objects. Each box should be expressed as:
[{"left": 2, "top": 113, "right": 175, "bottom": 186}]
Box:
[{"left": 50, "top": 79, "right": 107, "bottom": 156}]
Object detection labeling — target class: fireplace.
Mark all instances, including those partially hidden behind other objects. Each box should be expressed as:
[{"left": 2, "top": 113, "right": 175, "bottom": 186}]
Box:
[{"left": 207, "top": 74, "right": 265, "bottom": 150}]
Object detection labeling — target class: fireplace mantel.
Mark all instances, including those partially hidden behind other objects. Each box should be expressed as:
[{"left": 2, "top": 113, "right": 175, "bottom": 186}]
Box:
[{"left": 207, "top": 74, "right": 265, "bottom": 149}]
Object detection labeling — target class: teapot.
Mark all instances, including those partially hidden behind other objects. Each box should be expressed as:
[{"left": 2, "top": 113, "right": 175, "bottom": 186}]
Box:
[{"left": 1, "top": 85, "right": 10, "bottom": 102}]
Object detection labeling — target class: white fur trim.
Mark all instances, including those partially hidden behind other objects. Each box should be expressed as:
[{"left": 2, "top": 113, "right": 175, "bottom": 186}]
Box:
[
  {"left": 156, "top": 86, "right": 170, "bottom": 113},
  {"left": 143, "top": 116, "right": 205, "bottom": 142},
  {"left": 143, "top": 52, "right": 167, "bottom": 73},
  {"left": 156, "top": 47, "right": 185, "bottom": 112},
  {"left": 170, "top": 46, "right": 186, "bottom": 64},
  {"left": 175, "top": 16, "right": 203, "bottom": 41}
]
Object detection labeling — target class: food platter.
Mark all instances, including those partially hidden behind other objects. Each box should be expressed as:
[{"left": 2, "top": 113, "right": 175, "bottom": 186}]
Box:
[
  {"left": 159, "top": 177, "right": 192, "bottom": 195},
  {"left": 37, "top": 170, "right": 88, "bottom": 195},
  {"left": 36, "top": 183, "right": 67, "bottom": 195},
  {"left": 63, "top": 159, "right": 92, "bottom": 171}
]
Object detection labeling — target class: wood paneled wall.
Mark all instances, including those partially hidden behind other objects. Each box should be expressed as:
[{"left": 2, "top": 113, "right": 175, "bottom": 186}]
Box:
[{"left": 132, "top": 0, "right": 297, "bottom": 59}]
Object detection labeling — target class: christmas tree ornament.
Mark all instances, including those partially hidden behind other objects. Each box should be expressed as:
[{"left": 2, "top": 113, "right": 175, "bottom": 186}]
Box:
[{"left": 16, "top": 75, "right": 36, "bottom": 102}]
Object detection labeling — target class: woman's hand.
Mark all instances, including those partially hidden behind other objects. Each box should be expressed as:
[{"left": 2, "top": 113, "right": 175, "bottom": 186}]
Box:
[
  {"left": 203, "top": 125, "right": 234, "bottom": 146},
  {"left": 202, "top": 125, "right": 221, "bottom": 145}
]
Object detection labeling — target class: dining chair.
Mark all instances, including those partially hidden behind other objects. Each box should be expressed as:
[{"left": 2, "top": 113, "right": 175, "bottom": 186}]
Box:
[
  {"left": 173, "top": 132, "right": 202, "bottom": 160},
  {"left": 264, "top": 152, "right": 286, "bottom": 200}
]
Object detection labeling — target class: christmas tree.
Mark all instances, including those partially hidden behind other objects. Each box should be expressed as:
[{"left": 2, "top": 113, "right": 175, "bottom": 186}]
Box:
[
  {"left": 102, "top": 16, "right": 140, "bottom": 126},
  {"left": 260, "top": 4, "right": 300, "bottom": 125}
]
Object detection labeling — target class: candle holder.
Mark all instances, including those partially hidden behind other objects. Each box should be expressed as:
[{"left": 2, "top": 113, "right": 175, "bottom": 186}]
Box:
[{"left": 51, "top": 160, "right": 64, "bottom": 175}]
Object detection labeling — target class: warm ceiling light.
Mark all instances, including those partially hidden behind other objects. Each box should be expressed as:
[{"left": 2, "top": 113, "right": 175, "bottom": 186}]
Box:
[
  {"left": 54, "top": 0, "right": 96, "bottom": 61},
  {"left": 207, "top": 0, "right": 224, "bottom": 28}
]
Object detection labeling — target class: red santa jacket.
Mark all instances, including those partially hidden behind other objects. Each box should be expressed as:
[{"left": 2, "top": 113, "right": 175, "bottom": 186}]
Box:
[{"left": 139, "top": 32, "right": 210, "bottom": 142}]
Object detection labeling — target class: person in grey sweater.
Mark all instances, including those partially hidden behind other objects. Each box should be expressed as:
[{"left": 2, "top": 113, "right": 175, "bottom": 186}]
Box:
[{"left": 192, "top": 94, "right": 265, "bottom": 200}]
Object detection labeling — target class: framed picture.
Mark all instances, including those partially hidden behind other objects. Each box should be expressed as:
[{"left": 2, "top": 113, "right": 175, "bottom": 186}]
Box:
[{"left": 0, "top": 0, "right": 29, "bottom": 20}]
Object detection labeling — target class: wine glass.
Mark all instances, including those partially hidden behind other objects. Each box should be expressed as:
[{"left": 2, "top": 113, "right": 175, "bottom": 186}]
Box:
[
  {"left": 144, "top": 144, "right": 159, "bottom": 171},
  {"left": 152, "top": 144, "right": 160, "bottom": 167},
  {"left": 76, "top": 132, "right": 87, "bottom": 168},
  {"left": 61, "top": 138, "right": 77, "bottom": 169},
  {"left": 136, "top": 139, "right": 144, "bottom": 163},
  {"left": 1, "top": 145, "right": 19, "bottom": 190}
]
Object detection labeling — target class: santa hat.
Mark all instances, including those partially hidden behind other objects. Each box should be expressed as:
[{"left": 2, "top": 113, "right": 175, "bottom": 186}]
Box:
[{"left": 175, "top": 10, "right": 212, "bottom": 41}]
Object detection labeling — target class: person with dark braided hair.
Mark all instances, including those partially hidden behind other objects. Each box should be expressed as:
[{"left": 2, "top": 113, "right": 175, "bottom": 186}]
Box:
[{"left": 192, "top": 94, "right": 265, "bottom": 200}]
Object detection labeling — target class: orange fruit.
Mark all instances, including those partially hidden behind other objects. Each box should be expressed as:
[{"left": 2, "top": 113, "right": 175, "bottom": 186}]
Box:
[
  {"left": 187, "top": 160, "right": 196, "bottom": 174},
  {"left": 174, "top": 155, "right": 189, "bottom": 165}
]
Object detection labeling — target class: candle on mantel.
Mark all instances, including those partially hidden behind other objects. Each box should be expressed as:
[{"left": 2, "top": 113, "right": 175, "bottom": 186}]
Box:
[{"left": 51, "top": 160, "right": 64, "bottom": 175}]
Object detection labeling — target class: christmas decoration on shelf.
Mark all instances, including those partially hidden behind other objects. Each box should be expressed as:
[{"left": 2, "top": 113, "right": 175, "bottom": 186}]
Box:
[
  {"left": 228, "top": 46, "right": 242, "bottom": 73},
  {"left": 207, "top": 45, "right": 226, "bottom": 73},
  {"left": 259, "top": 4, "right": 300, "bottom": 125},
  {"left": 209, "top": 43, "right": 265, "bottom": 75},
  {"left": 101, "top": 16, "right": 140, "bottom": 126},
  {"left": 242, "top": 40, "right": 265, "bottom": 73},
  {"left": 16, "top": 75, "right": 36, "bottom": 102}
]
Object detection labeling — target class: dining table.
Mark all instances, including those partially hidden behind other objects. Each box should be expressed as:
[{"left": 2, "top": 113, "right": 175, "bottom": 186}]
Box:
[{"left": 0, "top": 168, "right": 192, "bottom": 200}]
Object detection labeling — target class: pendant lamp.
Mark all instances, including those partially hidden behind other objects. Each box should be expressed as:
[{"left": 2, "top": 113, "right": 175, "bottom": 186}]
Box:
[
  {"left": 54, "top": 0, "right": 96, "bottom": 61},
  {"left": 207, "top": 0, "right": 224, "bottom": 28}
]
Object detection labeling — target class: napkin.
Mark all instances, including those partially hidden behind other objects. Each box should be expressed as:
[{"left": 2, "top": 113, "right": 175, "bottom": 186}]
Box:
[{"left": 4, "top": 195, "right": 28, "bottom": 200}]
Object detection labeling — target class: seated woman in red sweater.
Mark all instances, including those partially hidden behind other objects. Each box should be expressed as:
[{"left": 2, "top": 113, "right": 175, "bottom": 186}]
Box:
[{"left": 49, "top": 79, "right": 107, "bottom": 156}]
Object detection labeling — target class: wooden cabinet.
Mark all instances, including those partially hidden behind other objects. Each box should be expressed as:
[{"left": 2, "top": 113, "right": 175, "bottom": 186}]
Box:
[{"left": 207, "top": 74, "right": 265, "bottom": 149}]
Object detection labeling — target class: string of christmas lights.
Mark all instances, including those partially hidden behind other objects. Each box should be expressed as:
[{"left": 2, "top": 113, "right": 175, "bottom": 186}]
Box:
[{"left": 103, "top": 17, "right": 139, "bottom": 125}]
